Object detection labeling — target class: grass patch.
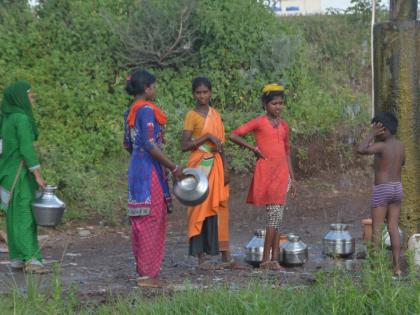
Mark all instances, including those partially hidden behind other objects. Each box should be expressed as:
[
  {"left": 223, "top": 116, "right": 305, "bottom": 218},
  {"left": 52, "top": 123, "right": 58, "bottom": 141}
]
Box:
[{"left": 0, "top": 251, "right": 419, "bottom": 314}]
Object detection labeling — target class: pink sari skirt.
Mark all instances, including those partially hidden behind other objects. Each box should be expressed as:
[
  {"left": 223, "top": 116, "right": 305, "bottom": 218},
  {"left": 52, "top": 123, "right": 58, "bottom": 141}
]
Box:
[{"left": 130, "top": 168, "right": 167, "bottom": 278}]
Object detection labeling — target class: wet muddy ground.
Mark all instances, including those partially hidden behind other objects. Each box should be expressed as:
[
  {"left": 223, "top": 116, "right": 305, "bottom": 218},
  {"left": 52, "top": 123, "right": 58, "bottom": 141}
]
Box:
[{"left": 0, "top": 170, "right": 373, "bottom": 297}]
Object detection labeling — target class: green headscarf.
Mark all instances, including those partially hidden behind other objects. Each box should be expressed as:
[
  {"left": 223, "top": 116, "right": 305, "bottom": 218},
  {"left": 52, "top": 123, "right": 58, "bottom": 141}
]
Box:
[{"left": 0, "top": 80, "right": 39, "bottom": 140}]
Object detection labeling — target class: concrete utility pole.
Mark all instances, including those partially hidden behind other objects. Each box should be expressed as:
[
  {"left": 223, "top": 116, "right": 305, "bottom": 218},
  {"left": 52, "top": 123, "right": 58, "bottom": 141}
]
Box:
[{"left": 373, "top": 0, "right": 420, "bottom": 238}]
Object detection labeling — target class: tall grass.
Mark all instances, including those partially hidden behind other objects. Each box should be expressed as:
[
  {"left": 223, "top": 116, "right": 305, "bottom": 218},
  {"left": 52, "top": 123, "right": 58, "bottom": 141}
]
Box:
[{"left": 0, "top": 251, "right": 418, "bottom": 314}]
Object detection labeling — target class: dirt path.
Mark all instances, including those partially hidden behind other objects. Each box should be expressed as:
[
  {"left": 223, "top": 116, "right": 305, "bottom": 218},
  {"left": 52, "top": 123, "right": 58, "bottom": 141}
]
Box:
[{"left": 0, "top": 170, "right": 372, "bottom": 297}]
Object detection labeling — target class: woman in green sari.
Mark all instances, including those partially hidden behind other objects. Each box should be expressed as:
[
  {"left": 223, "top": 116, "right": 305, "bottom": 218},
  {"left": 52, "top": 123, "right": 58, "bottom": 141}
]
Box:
[{"left": 0, "top": 80, "right": 46, "bottom": 273}]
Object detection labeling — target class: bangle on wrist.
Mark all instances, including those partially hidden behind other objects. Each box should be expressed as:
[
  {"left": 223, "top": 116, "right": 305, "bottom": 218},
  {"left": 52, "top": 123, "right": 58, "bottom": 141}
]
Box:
[{"left": 171, "top": 165, "right": 179, "bottom": 174}]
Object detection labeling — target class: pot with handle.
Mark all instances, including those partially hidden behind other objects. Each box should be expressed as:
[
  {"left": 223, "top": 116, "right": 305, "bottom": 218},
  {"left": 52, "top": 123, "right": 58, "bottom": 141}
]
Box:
[{"left": 32, "top": 185, "right": 65, "bottom": 227}]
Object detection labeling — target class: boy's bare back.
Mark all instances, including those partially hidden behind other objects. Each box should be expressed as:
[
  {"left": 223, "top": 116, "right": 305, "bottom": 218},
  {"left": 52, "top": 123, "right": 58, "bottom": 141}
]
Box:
[
  {"left": 373, "top": 137, "right": 405, "bottom": 185},
  {"left": 357, "top": 115, "right": 405, "bottom": 185}
]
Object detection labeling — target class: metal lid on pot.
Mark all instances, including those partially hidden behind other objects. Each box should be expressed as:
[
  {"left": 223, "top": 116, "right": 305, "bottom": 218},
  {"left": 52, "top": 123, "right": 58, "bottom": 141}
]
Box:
[
  {"left": 287, "top": 233, "right": 301, "bottom": 242},
  {"left": 282, "top": 233, "right": 308, "bottom": 254}
]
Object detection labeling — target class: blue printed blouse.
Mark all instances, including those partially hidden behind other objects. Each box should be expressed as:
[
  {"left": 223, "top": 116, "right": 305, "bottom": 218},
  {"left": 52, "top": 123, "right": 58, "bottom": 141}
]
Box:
[{"left": 124, "top": 105, "right": 172, "bottom": 216}]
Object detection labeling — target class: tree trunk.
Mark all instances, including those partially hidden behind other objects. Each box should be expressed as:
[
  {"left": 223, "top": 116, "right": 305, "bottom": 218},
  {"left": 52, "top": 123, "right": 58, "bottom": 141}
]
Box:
[{"left": 373, "top": 0, "right": 420, "bottom": 238}]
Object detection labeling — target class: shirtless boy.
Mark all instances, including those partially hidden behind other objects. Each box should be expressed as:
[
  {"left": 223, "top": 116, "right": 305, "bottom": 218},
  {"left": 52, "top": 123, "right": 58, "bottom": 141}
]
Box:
[{"left": 357, "top": 112, "right": 405, "bottom": 275}]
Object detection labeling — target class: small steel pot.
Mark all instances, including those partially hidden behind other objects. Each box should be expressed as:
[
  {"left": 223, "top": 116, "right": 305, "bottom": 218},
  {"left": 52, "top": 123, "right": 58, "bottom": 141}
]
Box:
[
  {"left": 173, "top": 168, "right": 209, "bottom": 206},
  {"left": 244, "top": 229, "right": 265, "bottom": 267},
  {"left": 281, "top": 234, "right": 308, "bottom": 266},
  {"left": 32, "top": 185, "right": 65, "bottom": 227},
  {"left": 323, "top": 223, "right": 355, "bottom": 257}
]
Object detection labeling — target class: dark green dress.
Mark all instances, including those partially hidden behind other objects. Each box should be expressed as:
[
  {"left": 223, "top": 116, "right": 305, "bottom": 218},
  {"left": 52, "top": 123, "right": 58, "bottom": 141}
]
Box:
[{"left": 0, "top": 81, "right": 42, "bottom": 261}]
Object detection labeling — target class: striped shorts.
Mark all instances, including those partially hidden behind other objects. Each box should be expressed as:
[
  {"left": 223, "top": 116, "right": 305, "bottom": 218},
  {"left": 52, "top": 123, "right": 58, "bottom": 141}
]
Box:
[
  {"left": 371, "top": 182, "right": 403, "bottom": 208},
  {"left": 266, "top": 204, "right": 285, "bottom": 231}
]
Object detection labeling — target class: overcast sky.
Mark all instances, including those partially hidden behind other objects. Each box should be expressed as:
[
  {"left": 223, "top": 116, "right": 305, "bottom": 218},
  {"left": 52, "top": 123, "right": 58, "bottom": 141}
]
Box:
[
  {"left": 322, "top": 0, "right": 394, "bottom": 10},
  {"left": 322, "top": 0, "right": 353, "bottom": 10}
]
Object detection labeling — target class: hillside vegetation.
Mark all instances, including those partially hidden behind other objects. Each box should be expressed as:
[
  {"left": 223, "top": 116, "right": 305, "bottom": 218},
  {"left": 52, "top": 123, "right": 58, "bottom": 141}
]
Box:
[{"left": 0, "top": 0, "right": 373, "bottom": 222}]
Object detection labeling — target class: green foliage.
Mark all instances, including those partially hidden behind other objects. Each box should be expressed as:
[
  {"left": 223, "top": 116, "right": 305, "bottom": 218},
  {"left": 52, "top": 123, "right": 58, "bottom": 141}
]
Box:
[
  {"left": 0, "top": 0, "right": 371, "bottom": 221},
  {"left": 344, "top": 0, "right": 388, "bottom": 25}
]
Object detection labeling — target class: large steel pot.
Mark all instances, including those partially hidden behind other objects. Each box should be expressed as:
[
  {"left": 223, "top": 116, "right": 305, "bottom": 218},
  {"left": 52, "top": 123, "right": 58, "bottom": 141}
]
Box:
[
  {"left": 244, "top": 229, "right": 265, "bottom": 267},
  {"left": 281, "top": 234, "right": 308, "bottom": 266},
  {"left": 323, "top": 223, "right": 355, "bottom": 257},
  {"left": 173, "top": 168, "right": 209, "bottom": 206},
  {"left": 32, "top": 185, "right": 65, "bottom": 227}
]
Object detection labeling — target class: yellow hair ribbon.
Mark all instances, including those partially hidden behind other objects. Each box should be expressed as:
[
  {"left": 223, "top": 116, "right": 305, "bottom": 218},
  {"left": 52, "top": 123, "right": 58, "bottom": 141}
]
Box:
[{"left": 262, "top": 83, "right": 285, "bottom": 94}]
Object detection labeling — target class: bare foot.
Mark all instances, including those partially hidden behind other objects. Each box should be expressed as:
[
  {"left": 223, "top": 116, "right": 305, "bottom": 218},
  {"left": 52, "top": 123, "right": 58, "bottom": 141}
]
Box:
[
  {"left": 0, "top": 243, "right": 8, "bottom": 253},
  {"left": 269, "top": 261, "right": 284, "bottom": 270},
  {"left": 259, "top": 260, "right": 271, "bottom": 269}
]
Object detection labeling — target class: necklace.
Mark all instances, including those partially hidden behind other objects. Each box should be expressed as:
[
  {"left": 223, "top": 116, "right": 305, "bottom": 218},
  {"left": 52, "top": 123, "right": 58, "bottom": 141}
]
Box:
[
  {"left": 194, "top": 105, "right": 209, "bottom": 117},
  {"left": 267, "top": 115, "right": 280, "bottom": 128}
]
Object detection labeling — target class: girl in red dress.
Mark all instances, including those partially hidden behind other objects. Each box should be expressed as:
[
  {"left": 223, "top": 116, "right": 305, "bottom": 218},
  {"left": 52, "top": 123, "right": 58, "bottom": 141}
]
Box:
[{"left": 230, "top": 83, "right": 297, "bottom": 270}]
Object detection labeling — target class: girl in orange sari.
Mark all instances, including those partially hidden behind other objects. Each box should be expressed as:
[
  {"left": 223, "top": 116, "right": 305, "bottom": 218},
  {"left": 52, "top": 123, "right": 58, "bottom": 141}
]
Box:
[{"left": 181, "top": 77, "right": 233, "bottom": 269}]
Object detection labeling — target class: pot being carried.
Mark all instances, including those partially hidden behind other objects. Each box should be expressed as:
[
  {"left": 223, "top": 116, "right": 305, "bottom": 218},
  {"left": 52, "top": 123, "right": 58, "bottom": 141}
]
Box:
[
  {"left": 281, "top": 234, "right": 308, "bottom": 266},
  {"left": 173, "top": 168, "right": 209, "bottom": 206},
  {"left": 32, "top": 185, "right": 65, "bottom": 227},
  {"left": 244, "top": 229, "right": 265, "bottom": 267},
  {"left": 323, "top": 223, "right": 355, "bottom": 257}
]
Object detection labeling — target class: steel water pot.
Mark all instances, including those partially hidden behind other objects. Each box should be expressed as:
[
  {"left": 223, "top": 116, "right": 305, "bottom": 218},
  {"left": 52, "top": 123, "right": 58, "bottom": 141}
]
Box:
[
  {"left": 383, "top": 225, "right": 404, "bottom": 249},
  {"left": 173, "top": 168, "right": 209, "bottom": 206},
  {"left": 281, "top": 234, "right": 308, "bottom": 266},
  {"left": 244, "top": 229, "right": 265, "bottom": 267},
  {"left": 32, "top": 185, "right": 65, "bottom": 227},
  {"left": 323, "top": 223, "right": 355, "bottom": 257}
]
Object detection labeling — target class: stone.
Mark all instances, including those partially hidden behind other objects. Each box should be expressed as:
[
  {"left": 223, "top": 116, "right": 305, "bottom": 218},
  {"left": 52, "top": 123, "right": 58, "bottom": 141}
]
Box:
[{"left": 78, "top": 229, "right": 91, "bottom": 237}]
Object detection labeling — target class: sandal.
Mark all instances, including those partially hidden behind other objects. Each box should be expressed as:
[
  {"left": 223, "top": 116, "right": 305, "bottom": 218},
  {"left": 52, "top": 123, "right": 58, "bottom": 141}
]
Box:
[
  {"left": 137, "top": 277, "right": 165, "bottom": 288},
  {"left": 10, "top": 259, "right": 24, "bottom": 270},
  {"left": 219, "top": 259, "right": 249, "bottom": 270},
  {"left": 24, "top": 259, "right": 49, "bottom": 274},
  {"left": 198, "top": 261, "right": 219, "bottom": 270}
]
